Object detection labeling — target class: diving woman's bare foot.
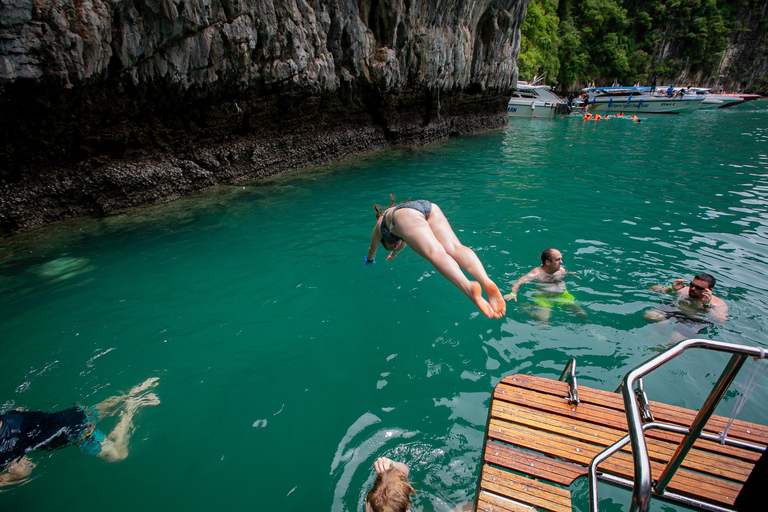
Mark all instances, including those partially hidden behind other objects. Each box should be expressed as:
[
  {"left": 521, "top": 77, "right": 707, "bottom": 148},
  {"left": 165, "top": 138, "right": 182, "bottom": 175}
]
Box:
[
  {"left": 484, "top": 282, "right": 506, "bottom": 317},
  {"left": 470, "top": 282, "right": 497, "bottom": 319}
]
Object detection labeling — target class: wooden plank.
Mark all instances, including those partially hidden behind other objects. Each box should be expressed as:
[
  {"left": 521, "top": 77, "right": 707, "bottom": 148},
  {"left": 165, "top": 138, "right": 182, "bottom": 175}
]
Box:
[
  {"left": 476, "top": 490, "right": 538, "bottom": 512},
  {"left": 480, "top": 464, "right": 571, "bottom": 512},
  {"left": 479, "top": 374, "right": 768, "bottom": 510},
  {"left": 490, "top": 399, "right": 754, "bottom": 482},
  {"left": 484, "top": 440, "right": 587, "bottom": 486},
  {"left": 487, "top": 418, "right": 742, "bottom": 507},
  {"left": 503, "top": 374, "right": 768, "bottom": 445},
  {"left": 496, "top": 376, "right": 765, "bottom": 462}
]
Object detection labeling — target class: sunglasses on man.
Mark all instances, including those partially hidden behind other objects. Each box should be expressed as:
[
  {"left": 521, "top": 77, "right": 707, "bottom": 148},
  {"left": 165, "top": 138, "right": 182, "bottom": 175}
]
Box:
[{"left": 689, "top": 283, "right": 708, "bottom": 291}]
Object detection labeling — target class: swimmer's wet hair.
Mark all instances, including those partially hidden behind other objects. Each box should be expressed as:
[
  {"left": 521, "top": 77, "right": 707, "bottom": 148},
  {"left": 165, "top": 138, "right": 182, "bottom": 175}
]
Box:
[
  {"left": 694, "top": 273, "right": 716, "bottom": 289},
  {"left": 366, "top": 468, "right": 415, "bottom": 512},
  {"left": 374, "top": 194, "right": 398, "bottom": 220}
]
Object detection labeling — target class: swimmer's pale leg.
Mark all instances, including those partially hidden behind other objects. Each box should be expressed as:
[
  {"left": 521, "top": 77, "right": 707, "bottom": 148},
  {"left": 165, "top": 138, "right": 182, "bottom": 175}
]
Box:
[
  {"left": 566, "top": 302, "right": 588, "bottom": 318},
  {"left": 426, "top": 205, "right": 505, "bottom": 316},
  {"left": 643, "top": 310, "right": 667, "bottom": 323},
  {"left": 529, "top": 305, "right": 552, "bottom": 324},
  {"left": 396, "top": 216, "right": 497, "bottom": 318},
  {"left": 94, "top": 377, "right": 160, "bottom": 420},
  {"left": 128, "top": 377, "right": 159, "bottom": 396},
  {"left": 97, "top": 393, "right": 160, "bottom": 463}
]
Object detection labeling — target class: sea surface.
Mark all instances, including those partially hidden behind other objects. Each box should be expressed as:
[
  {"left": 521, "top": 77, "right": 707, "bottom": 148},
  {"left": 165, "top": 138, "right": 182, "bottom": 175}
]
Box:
[{"left": 1, "top": 102, "right": 767, "bottom": 511}]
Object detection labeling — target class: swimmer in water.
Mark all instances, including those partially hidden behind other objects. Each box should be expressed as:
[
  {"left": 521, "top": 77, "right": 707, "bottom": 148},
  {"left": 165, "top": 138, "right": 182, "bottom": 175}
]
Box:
[
  {"left": 643, "top": 273, "right": 728, "bottom": 341},
  {"left": 366, "top": 196, "right": 506, "bottom": 319},
  {"left": 504, "top": 248, "right": 587, "bottom": 323},
  {"left": 0, "top": 377, "right": 161, "bottom": 486},
  {"left": 365, "top": 457, "right": 414, "bottom": 512}
]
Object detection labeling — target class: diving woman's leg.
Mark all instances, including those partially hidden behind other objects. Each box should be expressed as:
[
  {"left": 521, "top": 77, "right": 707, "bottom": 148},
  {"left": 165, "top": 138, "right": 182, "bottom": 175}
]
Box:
[
  {"left": 425, "top": 205, "right": 506, "bottom": 316},
  {"left": 396, "top": 212, "right": 498, "bottom": 318}
]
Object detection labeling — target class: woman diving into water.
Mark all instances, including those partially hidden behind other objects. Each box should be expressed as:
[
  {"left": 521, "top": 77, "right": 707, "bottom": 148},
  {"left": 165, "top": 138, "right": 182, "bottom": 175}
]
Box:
[{"left": 365, "top": 196, "right": 506, "bottom": 319}]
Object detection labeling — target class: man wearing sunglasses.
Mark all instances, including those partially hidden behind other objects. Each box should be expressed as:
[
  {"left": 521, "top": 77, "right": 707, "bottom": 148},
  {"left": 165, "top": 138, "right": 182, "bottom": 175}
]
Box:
[{"left": 645, "top": 273, "right": 728, "bottom": 327}]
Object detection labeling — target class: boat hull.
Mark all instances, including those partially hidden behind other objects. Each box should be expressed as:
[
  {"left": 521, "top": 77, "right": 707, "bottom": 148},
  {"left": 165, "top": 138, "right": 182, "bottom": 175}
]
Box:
[
  {"left": 507, "top": 101, "right": 557, "bottom": 118},
  {"left": 586, "top": 96, "right": 703, "bottom": 114}
]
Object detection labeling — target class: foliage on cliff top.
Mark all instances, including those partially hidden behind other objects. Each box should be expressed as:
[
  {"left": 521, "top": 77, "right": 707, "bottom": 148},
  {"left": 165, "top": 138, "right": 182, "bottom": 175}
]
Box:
[{"left": 518, "top": 0, "right": 756, "bottom": 91}]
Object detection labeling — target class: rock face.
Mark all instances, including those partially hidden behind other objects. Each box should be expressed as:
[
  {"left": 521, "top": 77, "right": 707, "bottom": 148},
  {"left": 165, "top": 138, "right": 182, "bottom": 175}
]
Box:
[
  {"left": 0, "top": 0, "right": 527, "bottom": 232},
  {"left": 717, "top": 1, "right": 768, "bottom": 94}
]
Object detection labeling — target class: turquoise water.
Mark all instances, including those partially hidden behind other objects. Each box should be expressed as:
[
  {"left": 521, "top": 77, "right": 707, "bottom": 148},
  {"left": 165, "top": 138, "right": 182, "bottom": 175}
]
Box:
[{"left": 1, "top": 103, "right": 768, "bottom": 511}]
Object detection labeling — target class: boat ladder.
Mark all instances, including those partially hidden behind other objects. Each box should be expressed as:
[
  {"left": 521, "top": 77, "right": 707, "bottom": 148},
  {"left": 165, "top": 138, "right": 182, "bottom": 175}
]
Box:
[{"left": 475, "top": 338, "right": 767, "bottom": 512}]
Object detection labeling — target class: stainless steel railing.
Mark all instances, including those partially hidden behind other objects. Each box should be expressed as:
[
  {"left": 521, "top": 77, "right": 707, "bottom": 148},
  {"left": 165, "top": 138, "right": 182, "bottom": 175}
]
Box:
[
  {"left": 589, "top": 338, "right": 767, "bottom": 512},
  {"left": 559, "top": 356, "right": 580, "bottom": 405}
]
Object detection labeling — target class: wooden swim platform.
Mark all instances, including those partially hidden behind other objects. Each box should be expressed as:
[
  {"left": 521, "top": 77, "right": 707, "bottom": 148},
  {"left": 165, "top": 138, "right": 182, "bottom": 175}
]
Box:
[{"left": 476, "top": 373, "right": 768, "bottom": 512}]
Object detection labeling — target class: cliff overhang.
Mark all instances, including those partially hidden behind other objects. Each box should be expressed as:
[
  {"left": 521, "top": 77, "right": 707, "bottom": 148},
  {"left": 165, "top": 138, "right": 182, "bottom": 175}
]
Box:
[{"left": 0, "top": 0, "right": 528, "bottom": 232}]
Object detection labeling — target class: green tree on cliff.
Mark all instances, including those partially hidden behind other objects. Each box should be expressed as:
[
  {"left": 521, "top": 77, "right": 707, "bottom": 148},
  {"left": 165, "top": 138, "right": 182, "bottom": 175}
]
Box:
[
  {"left": 518, "top": 0, "right": 561, "bottom": 82},
  {"left": 518, "top": 0, "right": 738, "bottom": 90}
]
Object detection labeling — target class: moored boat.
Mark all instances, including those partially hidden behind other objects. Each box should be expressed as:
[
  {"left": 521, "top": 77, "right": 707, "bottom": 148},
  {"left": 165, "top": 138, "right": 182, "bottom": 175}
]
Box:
[
  {"left": 681, "top": 88, "right": 746, "bottom": 109},
  {"left": 508, "top": 80, "right": 571, "bottom": 118},
  {"left": 582, "top": 86, "right": 704, "bottom": 114}
]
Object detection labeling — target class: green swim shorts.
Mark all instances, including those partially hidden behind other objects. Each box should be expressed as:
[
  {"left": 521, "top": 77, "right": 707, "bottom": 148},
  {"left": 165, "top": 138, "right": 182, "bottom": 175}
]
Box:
[{"left": 533, "top": 291, "right": 576, "bottom": 308}]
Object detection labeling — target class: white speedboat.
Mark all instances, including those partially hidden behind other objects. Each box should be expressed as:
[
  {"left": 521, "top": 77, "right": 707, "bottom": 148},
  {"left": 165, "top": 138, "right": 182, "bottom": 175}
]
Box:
[
  {"left": 582, "top": 87, "right": 704, "bottom": 114},
  {"left": 686, "top": 88, "right": 746, "bottom": 109},
  {"left": 508, "top": 81, "right": 571, "bottom": 118}
]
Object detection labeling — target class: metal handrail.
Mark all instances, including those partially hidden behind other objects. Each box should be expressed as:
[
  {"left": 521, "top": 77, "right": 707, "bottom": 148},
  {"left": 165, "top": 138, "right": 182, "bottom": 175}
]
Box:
[
  {"left": 604, "top": 338, "right": 766, "bottom": 512},
  {"left": 558, "top": 356, "right": 580, "bottom": 405},
  {"left": 589, "top": 420, "right": 764, "bottom": 512}
]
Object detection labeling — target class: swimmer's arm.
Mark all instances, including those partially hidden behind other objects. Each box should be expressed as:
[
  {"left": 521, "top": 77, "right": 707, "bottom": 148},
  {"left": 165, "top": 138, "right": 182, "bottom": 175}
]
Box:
[
  {"left": 706, "top": 297, "right": 728, "bottom": 323},
  {"left": 504, "top": 270, "right": 536, "bottom": 301},
  {"left": 386, "top": 241, "right": 406, "bottom": 262},
  {"left": 565, "top": 269, "right": 582, "bottom": 280},
  {"left": 367, "top": 228, "right": 381, "bottom": 264},
  {"left": 708, "top": 306, "right": 728, "bottom": 324},
  {"left": 374, "top": 457, "right": 409, "bottom": 477},
  {"left": 0, "top": 456, "right": 35, "bottom": 487},
  {"left": 651, "top": 279, "right": 686, "bottom": 293}
]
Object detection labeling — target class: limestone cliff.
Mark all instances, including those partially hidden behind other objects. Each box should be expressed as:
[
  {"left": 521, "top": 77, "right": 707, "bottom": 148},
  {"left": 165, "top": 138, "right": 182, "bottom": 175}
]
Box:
[
  {"left": 0, "top": 0, "right": 527, "bottom": 232},
  {"left": 717, "top": 1, "right": 768, "bottom": 93}
]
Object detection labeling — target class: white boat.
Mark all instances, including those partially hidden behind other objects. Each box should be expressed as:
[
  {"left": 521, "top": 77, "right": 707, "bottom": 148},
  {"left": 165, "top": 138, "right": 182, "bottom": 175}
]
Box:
[
  {"left": 686, "top": 88, "right": 746, "bottom": 109},
  {"left": 508, "top": 81, "right": 571, "bottom": 118},
  {"left": 582, "top": 86, "right": 704, "bottom": 114}
]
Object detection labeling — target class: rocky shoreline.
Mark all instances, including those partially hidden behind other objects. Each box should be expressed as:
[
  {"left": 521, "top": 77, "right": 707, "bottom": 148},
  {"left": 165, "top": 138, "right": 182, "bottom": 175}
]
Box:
[
  {"left": 0, "top": 86, "right": 509, "bottom": 232},
  {"left": 0, "top": 0, "right": 522, "bottom": 232}
]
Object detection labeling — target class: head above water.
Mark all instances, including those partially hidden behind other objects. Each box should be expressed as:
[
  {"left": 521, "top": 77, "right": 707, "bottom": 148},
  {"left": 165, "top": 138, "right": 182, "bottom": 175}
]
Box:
[
  {"left": 366, "top": 468, "right": 415, "bottom": 512},
  {"left": 541, "top": 248, "right": 563, "bottom": 270},
  {"left": 692, "top": 273, "right": 716, "bottom": 289},
  {"left": 688, "top": 273, "right": 716, "bottom": 299}
]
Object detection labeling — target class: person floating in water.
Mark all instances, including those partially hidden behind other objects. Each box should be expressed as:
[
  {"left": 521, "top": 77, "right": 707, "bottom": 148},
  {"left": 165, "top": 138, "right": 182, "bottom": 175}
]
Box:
[
  {"left": 366, "top": 196, "right": 506, "bottom": 319},
  {"left": 0, "top": 377, "right": 160, "bottom": 486},
  {"left": 365, "top": 456, "right": 414, "bottom": 512},
  {"left": 503, "top": 248, "right": 586, "bottom": 323},
  {"left": 643, "top": 273, "right": 728, "bottom": 340}
]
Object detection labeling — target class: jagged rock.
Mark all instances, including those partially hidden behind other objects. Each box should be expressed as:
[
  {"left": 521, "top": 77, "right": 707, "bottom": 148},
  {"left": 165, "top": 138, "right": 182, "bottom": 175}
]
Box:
[{"left": 0, "top": 0, "right": 526, "bottom": 232}]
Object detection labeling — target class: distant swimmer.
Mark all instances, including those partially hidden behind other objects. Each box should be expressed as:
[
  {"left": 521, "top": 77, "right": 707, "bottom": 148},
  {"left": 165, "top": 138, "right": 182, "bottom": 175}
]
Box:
[
  {"left": 504, "top": 248, "right": 587, "bottom": 323},
  {"left": 366, "top": 196, "right": 505, "bottom": 319},
  {"left": 644, "top": 273, "right": 728, "bottom": 340},
  {"left": 1, "top": 378, "right": 160, "bottom": 486},
  {"left": 365, "top": 457, "right": 414, "bottom": 512}
]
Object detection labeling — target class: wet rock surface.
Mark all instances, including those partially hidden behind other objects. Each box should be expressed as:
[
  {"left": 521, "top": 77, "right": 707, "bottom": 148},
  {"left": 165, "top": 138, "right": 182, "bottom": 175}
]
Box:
[{"left": 0, "top": 0, "right": 526, "bottom": 232}]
